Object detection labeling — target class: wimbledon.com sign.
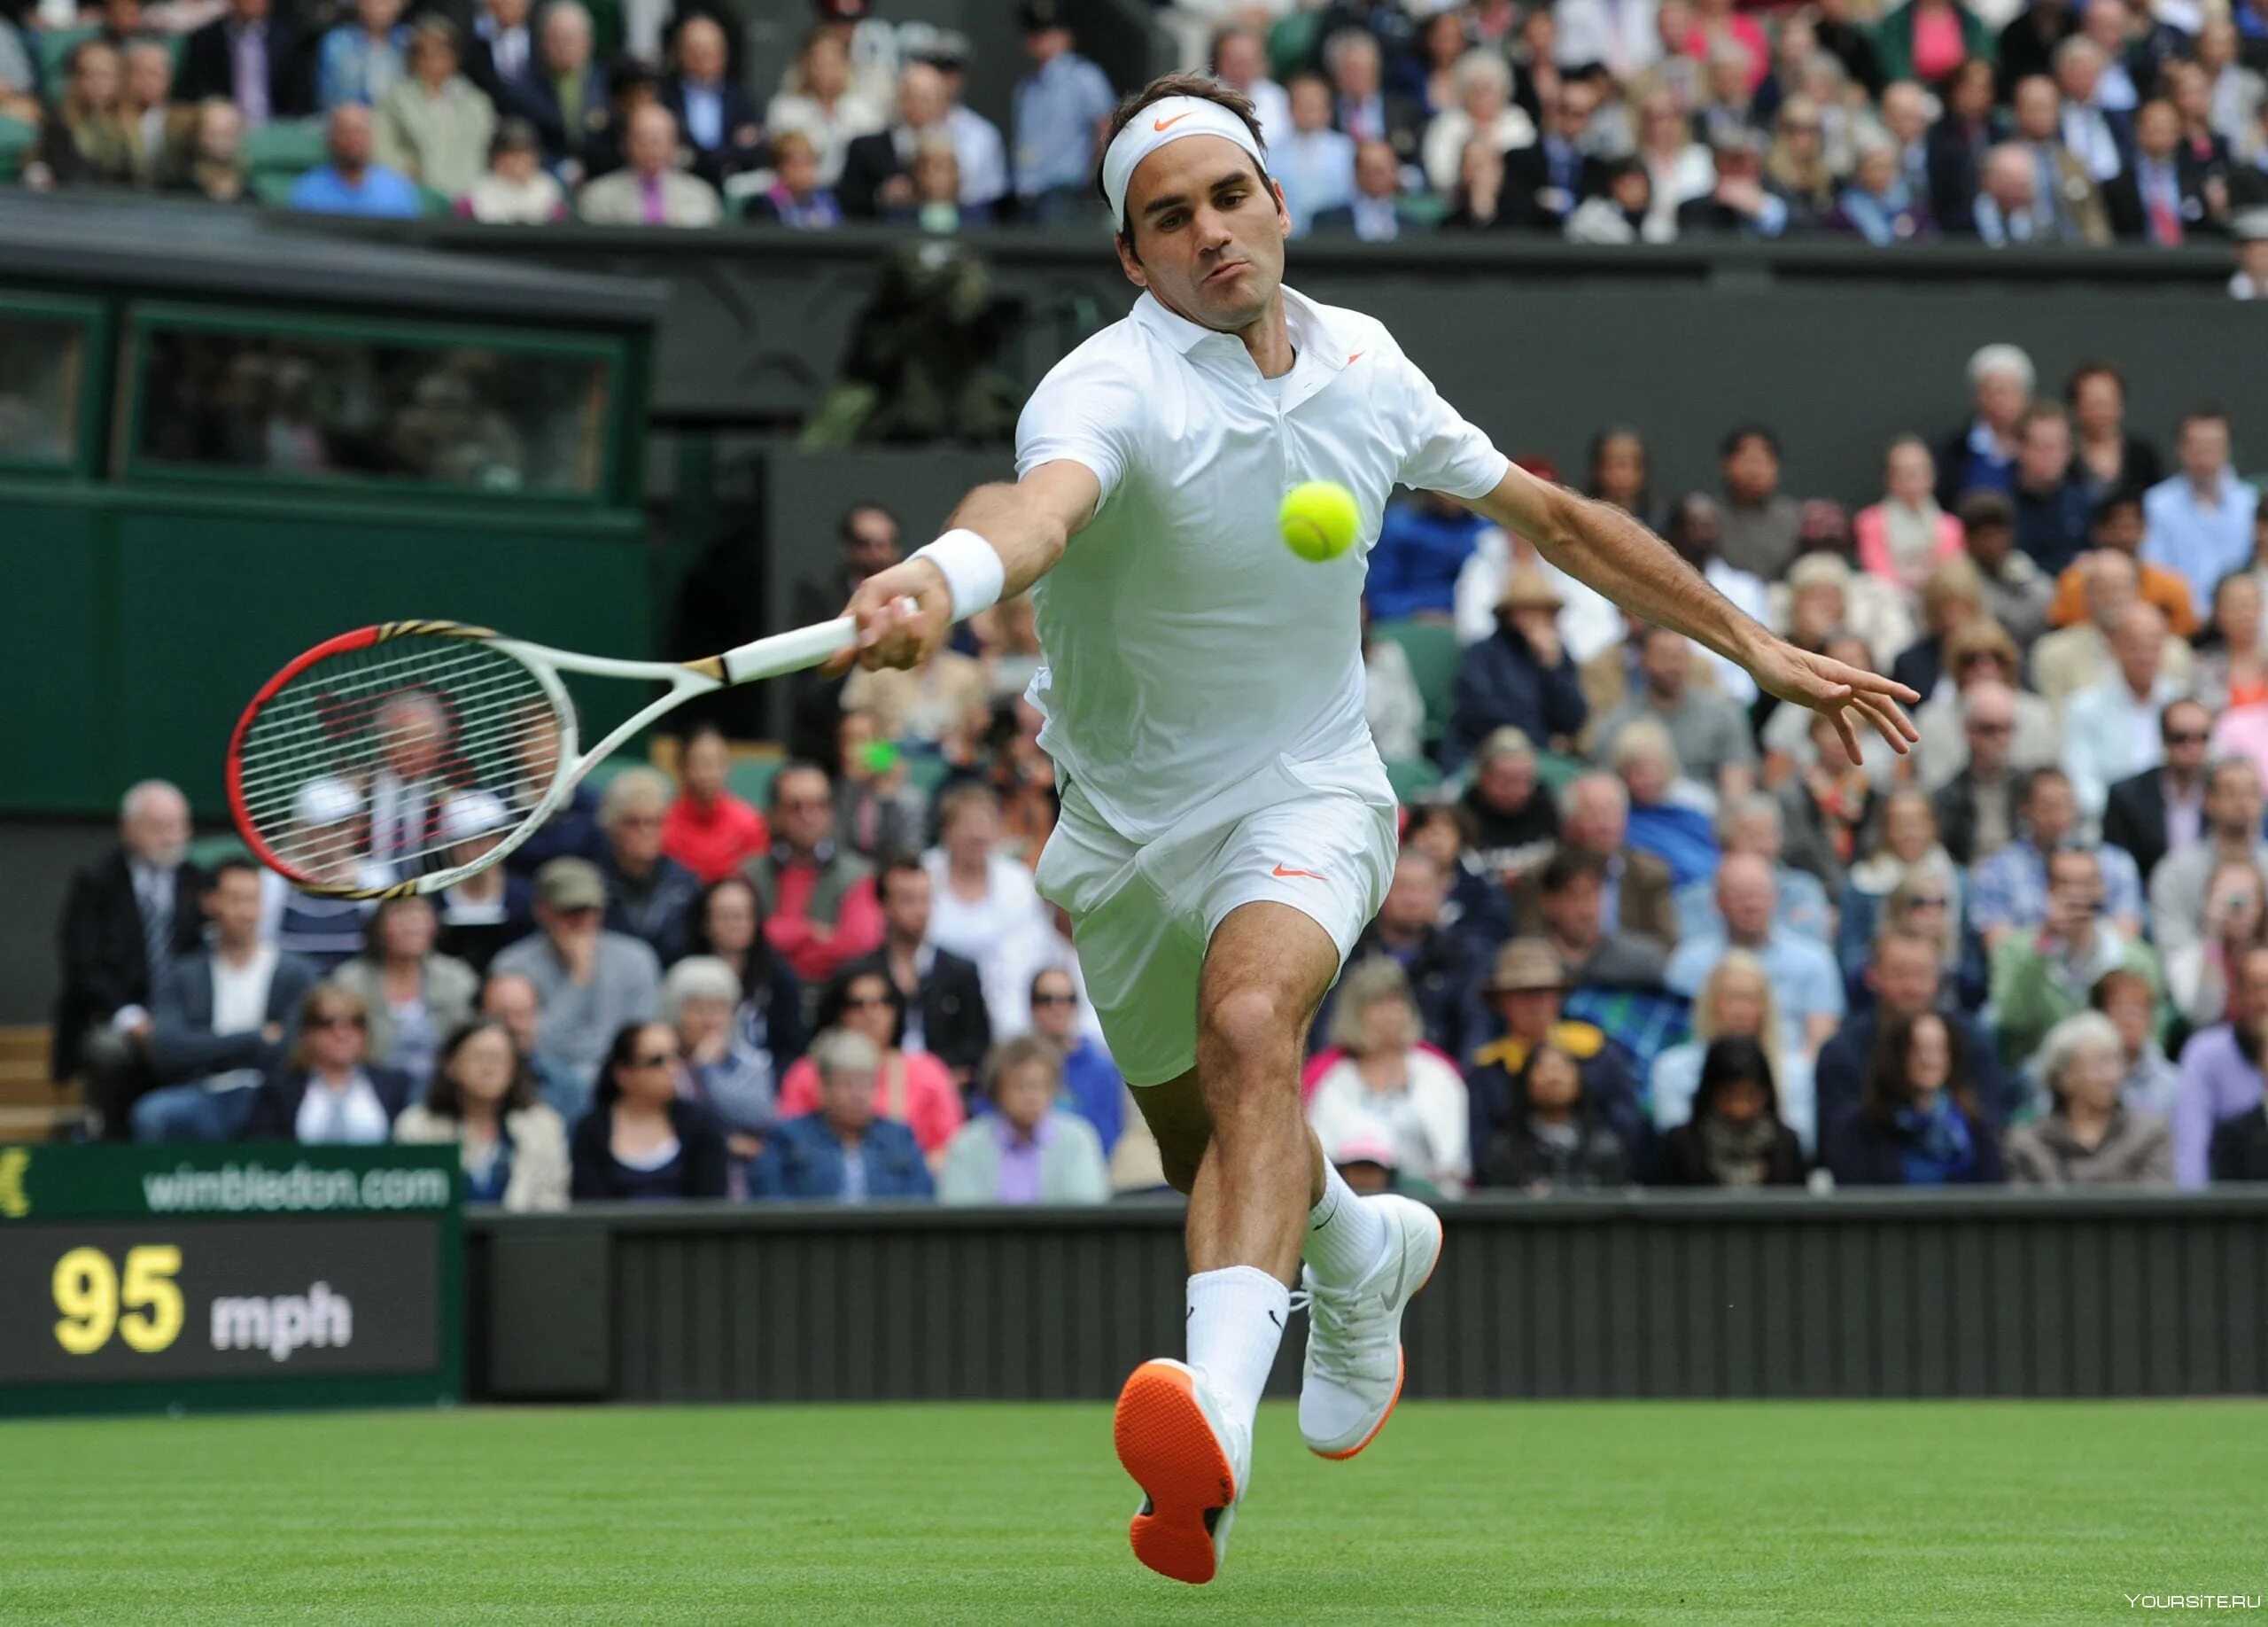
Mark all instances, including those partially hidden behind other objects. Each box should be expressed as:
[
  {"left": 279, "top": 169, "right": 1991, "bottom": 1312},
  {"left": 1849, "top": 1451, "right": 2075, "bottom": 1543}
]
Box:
[{"left": 141, "top": 1160, "right": 452, "bottom": 1216}]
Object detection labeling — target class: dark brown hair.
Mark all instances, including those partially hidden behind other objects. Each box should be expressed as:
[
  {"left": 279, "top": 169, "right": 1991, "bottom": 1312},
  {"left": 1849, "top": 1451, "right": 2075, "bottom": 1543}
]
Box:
[
  {"left": 1862, "top": 1010, "right": 1981, "bottom": 1125},
  {"left": 1094, "top": 73, "right": 1270, "bottom": 240},
  {"left": 423, "top": 1017, "right": 538, "bottom": 1118}
]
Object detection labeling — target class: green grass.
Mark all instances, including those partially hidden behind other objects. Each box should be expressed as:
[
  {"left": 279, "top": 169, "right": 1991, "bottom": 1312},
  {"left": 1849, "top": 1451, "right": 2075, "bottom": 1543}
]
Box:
[{"left": 0, "top": 1401, "right": 2260, "bottom": 1623}]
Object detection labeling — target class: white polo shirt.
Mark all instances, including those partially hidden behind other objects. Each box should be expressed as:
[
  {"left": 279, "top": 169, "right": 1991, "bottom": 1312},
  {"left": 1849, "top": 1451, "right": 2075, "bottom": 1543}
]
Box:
[{"left": 1014, "top": 284, "right": 1509, "bottom": 844}]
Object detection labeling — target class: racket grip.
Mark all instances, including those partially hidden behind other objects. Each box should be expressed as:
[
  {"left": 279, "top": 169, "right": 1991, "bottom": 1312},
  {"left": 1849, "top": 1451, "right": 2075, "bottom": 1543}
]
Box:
[{"left": 720, "top": 618, "right": 858, "bottom": 686}]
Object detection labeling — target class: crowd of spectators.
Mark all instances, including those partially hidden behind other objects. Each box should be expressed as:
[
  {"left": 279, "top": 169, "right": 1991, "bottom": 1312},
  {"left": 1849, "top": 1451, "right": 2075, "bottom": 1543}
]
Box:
[
  {"left": 7, "top": 0, "right": 2267, "bottom": 281},
  {"left": 48, "top": 339, "right": 2268, "bottom": 1204}
]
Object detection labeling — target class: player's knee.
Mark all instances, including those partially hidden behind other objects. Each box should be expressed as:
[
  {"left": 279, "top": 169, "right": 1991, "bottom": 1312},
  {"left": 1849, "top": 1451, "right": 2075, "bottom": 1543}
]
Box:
[{"left": 1198, "top": 984, "right": 1299, "bottom": 1081}]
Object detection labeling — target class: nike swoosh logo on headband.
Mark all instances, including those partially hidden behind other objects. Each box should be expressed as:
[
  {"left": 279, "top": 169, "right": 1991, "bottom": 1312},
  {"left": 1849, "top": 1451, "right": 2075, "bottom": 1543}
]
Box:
[{"left": 1153, "top": 111, "right": 1193, "bottom": 131}]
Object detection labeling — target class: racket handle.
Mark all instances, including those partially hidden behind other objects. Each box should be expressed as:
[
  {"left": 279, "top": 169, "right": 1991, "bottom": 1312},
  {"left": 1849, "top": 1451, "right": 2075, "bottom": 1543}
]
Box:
[{"left": 718, "top": 617, "right": 858, "bottom": 686}]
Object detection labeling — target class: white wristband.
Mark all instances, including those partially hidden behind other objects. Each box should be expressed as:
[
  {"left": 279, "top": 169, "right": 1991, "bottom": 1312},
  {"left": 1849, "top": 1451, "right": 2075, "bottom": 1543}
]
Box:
[{"left": 912, "top": 528, "right": 1006, "bottom": 621}]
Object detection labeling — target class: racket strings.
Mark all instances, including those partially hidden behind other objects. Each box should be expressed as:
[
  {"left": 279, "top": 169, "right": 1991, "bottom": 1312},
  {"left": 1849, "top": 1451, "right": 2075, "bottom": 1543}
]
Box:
[{"left": 233, "top": 633, "right": 571, "bottom": 886}]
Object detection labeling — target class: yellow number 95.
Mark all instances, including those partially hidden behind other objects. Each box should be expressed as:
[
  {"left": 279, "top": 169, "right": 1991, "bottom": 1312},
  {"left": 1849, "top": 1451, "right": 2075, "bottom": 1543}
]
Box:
[{"left": 52, "top": 1245, "right": 184, "bottom": 1356}]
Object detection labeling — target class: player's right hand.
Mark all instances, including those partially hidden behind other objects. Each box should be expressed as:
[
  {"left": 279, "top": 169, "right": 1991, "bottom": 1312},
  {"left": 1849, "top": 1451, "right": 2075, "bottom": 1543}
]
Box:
[{"left": 825, "top": 560, "right": 952, "bottom": 675}]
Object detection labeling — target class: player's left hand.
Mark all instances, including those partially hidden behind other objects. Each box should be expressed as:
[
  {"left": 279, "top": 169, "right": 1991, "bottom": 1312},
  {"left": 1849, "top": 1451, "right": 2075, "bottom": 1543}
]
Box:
[
  {"left": 1749, "top": 637, "right": 1920, "bottom": 762},
  {"left": 825, "top": 560, "right": 953, "bottom": 675}
]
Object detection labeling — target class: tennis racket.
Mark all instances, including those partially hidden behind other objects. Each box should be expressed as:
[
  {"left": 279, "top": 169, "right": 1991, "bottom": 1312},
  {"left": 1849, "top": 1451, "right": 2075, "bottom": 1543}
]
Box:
[{"left": 227, "top": 616, "right": 861, "bottom": 899}]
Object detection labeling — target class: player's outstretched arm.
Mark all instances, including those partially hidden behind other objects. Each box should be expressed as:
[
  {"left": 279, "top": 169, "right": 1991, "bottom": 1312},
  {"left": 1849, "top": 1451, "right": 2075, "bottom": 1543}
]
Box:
[
  {"left": 824, "top": 460, "right": 1102, "bottom": 674},
  {"left": 1464, "top": 462, "right": 1920, "bottom": 759}
]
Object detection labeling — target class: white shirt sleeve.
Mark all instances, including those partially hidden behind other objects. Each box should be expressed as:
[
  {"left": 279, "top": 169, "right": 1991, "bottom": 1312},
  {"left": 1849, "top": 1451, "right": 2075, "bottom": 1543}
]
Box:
[
  {"left": 1389, "top": 347, "right": 1511, "bottom": 501},
  {"left": 1014, "top": 354, "right": 1148, "bottom": 510}
]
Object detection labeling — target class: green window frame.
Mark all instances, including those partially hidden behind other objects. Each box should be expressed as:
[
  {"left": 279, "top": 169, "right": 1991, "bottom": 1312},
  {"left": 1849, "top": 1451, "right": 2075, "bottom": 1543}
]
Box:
[{"left": 0, "top": 292, "right": 107, "bottom": 478}]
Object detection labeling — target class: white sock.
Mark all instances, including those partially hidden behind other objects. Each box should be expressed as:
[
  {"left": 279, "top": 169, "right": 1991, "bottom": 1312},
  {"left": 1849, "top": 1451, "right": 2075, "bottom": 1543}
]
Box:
[
  {"left": 1184, "top": 1265, "right": 1289, "bottom": 1434},
  {"left": 1302, "top": 1161, "right": 1390, "bottom": 1288}
]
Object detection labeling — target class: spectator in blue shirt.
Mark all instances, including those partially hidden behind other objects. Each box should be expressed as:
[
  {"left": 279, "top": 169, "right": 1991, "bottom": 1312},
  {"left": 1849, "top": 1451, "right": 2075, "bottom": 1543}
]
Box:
[
  {"left": 750, "top": 1028, "right": 934, "bottom": 1202},
  {"left": 289, "top": 103, "right": 424, "bottom": 216},
  {"left": 1666, "top": 853, "right": 1846, "bottom": 1059},
  {"left": 2009, "top": 402, "right": 2094, "bottom": 575},
  {"left": 1367, "top": 491, "right": 1489, "bottom": 622},
  {"left": 1441, "top": 570, "right": 1588, "bottom": 770},
  {"left": 1012, "top": 0, "right": 1115, "bottom": 226},
  {"left": 2143, "top": 407, "right": 2261, "bottom": 606},
  {"left": 319, "top": 0, "right": 409, "bottom": 110},
  {"left": 1934, "top": 343, "right": 2033, "bottom": 510},
  {"left": 1019, "top": 966, "right": 1124, "bottom": 1153}
]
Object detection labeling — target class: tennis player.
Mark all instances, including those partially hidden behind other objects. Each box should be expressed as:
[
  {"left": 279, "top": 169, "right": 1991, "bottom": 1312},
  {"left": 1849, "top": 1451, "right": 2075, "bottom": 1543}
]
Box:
[{"left": 832, "top": 74, "right": 1916, "bottom": 1585}]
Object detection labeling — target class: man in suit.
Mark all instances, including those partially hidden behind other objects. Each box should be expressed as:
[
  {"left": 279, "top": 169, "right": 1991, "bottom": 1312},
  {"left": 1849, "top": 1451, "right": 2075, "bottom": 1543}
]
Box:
[
  {"left": 577, "top": 103, "right": 720, "bottom": 224},
  {"left": 130, "top": 859, "right": 322, "bottom": 1143},
  {"left": 750, "top": 1029, "right": 934, "bottom": 1201},
  {"left": 2100, "top": 699, "right": 2212, "bottom": 883},
  {"left": 1931, "top": 681, "right": 2025, "bottom": 867},
  {"left": 175, "top": 0, "right": 315, "bottom": 122},
  {"left": 2107, "top": 98, "right": 2218, "bottom": 243},
  {"left": 1309, "top": 137, "right": 1430, "bottom": 242},
  {"left": 853, "top": 857, "right": 990, "bottom": 1091},
  {"left": 501, "top": 0, "right": 605, "bottom": 174},
  {"left": 656, "top": 13, "right": 761, "bottom": 189},
  {"left": 1513, "top": 772, "right": 1679, "bottom": 954},
  {"left": 1504, "top": 77, "right": 1610, "bottom": 232},
  {"left": 837, "top": 58, "right": 951, "bottom": 220},
  {"left": 464, "top": 0, "right": 534, "bottom": 104},
  {"left": 1324, "top": 26, "right": 1423, "bottom": 167},
  {"left": 54, "top": 781, "right": 206, "bottom": 1137},
  {"left": 2008, "top": 74, "right": 2112, "bottom": 243}
]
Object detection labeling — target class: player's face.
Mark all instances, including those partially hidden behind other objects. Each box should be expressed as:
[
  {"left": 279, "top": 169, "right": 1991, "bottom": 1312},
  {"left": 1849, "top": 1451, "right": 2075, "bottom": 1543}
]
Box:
[{"left": 1117, "top": 136, "right": 1289, "bottom": 336}]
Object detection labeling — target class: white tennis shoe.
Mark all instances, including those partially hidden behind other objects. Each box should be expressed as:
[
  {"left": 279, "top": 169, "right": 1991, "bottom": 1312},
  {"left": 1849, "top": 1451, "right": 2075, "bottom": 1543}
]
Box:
[
  {"left": 1298, "top": 1194, "right": 1445, "bottom": 1460},
  {"left": 1114, "top": 1357, "right": 1251, "bottom": 1585}
]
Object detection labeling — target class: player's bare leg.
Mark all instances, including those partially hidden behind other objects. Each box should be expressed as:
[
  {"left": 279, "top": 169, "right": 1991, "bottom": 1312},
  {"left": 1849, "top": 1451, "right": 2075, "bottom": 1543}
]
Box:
[{"left": 1115, "top": 902, "right": 1439, "bottom": 1583}]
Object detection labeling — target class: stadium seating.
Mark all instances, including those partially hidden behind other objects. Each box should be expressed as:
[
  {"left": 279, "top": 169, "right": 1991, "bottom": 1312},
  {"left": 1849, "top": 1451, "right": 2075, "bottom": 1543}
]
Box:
[{"left": 1371, "top": 619, "right": 1459, "bottom": 744}]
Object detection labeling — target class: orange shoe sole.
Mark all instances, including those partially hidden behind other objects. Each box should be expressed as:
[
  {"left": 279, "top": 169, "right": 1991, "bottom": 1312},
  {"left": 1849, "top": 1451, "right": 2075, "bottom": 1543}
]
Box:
[
  {"left": 1115, "top": 1359, "right": 1236, "bottom": 1585},
  {"left": 1310, "top": 1212, "right": 1445, "bottom": 1463}
]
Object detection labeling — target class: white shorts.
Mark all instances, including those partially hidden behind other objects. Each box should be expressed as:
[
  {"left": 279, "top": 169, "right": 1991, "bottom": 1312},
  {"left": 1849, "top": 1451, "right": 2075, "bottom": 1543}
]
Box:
[{"left": 1033, "top": 753, "right": 1398, "bottom": 1086}]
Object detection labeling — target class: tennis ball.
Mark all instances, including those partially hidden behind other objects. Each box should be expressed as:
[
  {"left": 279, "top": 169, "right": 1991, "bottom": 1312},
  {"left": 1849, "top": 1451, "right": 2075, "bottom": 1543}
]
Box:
[{"left": 1279, "top": 480, "right": 1360, "bottom": 563}]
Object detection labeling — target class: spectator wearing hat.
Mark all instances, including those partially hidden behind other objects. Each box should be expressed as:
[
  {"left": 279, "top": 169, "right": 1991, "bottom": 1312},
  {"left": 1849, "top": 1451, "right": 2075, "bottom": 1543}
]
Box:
[
  {"left": 1441, "top": 569, "right": 1588, "bottom": 772},
  {"left": 659, "top": 724, "right": 769, "bottom": 885},
  {"left": 1715, "top": 424, "right": 1804, "bottom": 582},
  {"left": 1307, "top": 959, "right": 1472, "bottom": 1195},
  {"left": 1934, "top": 343, "right": 2034, "bottom": 511},
  {"left": 1324, "top": 1115, "right": 1447, "bottom": 1203},
  {"left": 1655, "top": 1036, "right": 1807, "bottom": 1187},
  {"left": 1012, "top": 0, "right": 1115, "bottom": 227},
  {"left": 431, "top": 790, "right": 532, "bottom": 975},
  {"left": 1960, "top": 494, "right": 2055, "bottom": 653},
  {"left": 1667, "top": 853, "right": 1844, "bottom": 1059},
  {"left": 579, "top": 104, "right": 721, "bottom": 224},
  {"left": 1467, "top": 937, "right": 1643, "bottom": 1161},
  {"left": 594, "top": 767, "right": 702, "bottom": 965},
  {"left": 489, "top": 857, "right": 664, "bottom": 1091},
  {"left": 255, "top": 777, "right": 387, "bottom": 974},
  {"left": 501, "top": 0, "right": 607, "bottom": 176},
  {"left": 656, "top": 13, "right": 762, "bottom": 189},
  {"left": 1856, "top": 435, "right": 1965, "bottom": 596},
  {"left": 457, "top": 118, "right": 569, "bottom": 222},
  {"left": 2231, "top": 208, "right": 2268, "bottom": 299},
  {"left": 1368, "top": 490, "right": 1490, "bottom": 625},
  {"left": 937, "top": 1036, "right": 1109, "bottom": 1205},
  {"left": 1589, "top": 626, "right": 1756, "bottom": 806},
  {"left": 374, "top": 16, "right": 493, "bottom": 199},
  {"left": 2101, "top": 697, "right": 2214, "bottom": 884}
]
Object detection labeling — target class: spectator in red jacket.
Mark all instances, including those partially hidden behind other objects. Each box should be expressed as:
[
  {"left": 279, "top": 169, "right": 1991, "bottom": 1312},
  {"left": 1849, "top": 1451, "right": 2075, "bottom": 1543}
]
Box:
[
  {"left": 661, "top": 723, "right": 769, "bottom": 884},
  {"left": 745, "top": 762, "right": 883, "bottom": 987}
]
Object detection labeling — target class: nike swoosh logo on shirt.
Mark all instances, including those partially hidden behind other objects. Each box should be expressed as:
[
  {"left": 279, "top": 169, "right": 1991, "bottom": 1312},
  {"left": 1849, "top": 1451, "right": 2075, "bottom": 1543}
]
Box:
[
  {"left": 1347, "top": 351, "right": 1364, "bottom": 364},
  {"left": 1153, "top": 111, "right": 1193, "bottom": 131},
  {"left": 1271, "top": 864, "right": 1326, "bottom": 880}
]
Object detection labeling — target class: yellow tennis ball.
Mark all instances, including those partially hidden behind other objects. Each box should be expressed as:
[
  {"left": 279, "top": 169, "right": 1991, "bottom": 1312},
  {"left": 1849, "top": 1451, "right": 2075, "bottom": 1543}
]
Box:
[{"left": 1279, "top": 480, "right": 1360, "bottom": 563}]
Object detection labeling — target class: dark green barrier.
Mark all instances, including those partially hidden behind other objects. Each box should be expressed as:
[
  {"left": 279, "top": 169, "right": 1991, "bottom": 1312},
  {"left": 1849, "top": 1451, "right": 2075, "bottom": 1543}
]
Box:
[{"left": 0, "top": 1143, "right": 462, "bottom": 1415}]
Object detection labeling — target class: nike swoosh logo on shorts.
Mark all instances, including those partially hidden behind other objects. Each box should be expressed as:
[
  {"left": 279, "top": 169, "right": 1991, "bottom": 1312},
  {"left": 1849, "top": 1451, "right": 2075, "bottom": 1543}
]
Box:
[
  {"left": 1153, "top": 111, "right": 1193, "bottom": 131},
  {"left": 1271, "top": 864, "right": 1325, "bottom": 880}
]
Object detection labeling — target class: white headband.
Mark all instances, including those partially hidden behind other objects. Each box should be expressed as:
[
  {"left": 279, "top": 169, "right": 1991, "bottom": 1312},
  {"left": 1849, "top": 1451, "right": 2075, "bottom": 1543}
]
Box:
[{"left": 1099, "top": 95, "right": 1269, "bottom": 232}]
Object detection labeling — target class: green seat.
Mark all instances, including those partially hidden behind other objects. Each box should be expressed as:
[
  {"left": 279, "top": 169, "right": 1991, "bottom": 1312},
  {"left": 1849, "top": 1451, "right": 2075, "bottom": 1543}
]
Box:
[
  {"left": 1372, "top": 619, "right": 1460, "bottom": 742},
  {"left": 243, "top": 118, "right": 327, "bottom": 180},
  {"left": 250, "top": 170, "right": 300, "bottom": 208},
  {"left": 188, "top": 834, "right": 251, "bottom": 869},
  {"left": 0, "top": 114, "right": 35, "bottom": 183},
  {"left": 905, "top": 753, "right": 954, "bottom": 797},
  {"left": 1536, "top": 751, "right": 1585, "bottom": 795},
  {"left": 35, "top": 24, "right": 97, "bottom": 87},
  {"left": 1267, "top": 11, "right": 1320, "bottom": 77},
  {"left": 1384, "top": 757, "right": 1441, "bottom": 803},
  {"left": 725, "top": 757, "right": 781, "bottom": 809}
]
